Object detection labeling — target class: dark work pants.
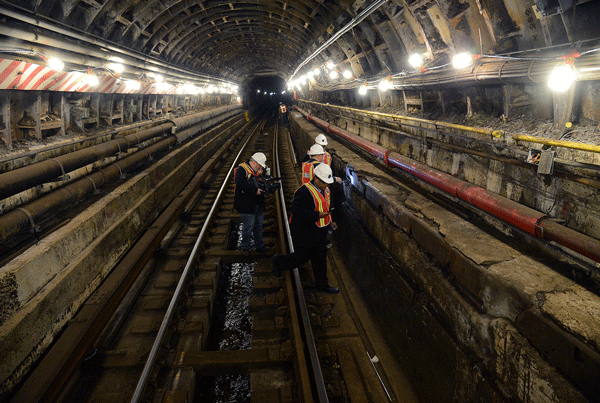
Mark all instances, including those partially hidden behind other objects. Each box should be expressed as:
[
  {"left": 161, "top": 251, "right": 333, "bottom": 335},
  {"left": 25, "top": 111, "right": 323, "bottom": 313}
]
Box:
[{"left": 277, "top": 241, "right": 329, "bottom": 288}]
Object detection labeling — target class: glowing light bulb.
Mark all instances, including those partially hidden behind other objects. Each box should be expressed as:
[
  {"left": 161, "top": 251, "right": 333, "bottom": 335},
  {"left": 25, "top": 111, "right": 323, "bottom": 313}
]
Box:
[
  {"left": 326, "top": 61, "right": 335, "bottom": 70},
  {"left": 86, "top": 74, "right": 99, "bottom": 86},
  {"left": 378, "top": 78, "right": 391, "bottom": 91},
  {"left": 329, "top": 70, "right": 338, "bottom": 80},
  {"left": 343, "top": 70, "right": 352, "bottom": 79},
  {"left": 126, "top": 80, "right": 140, "bottom": 90},
  {"left": 358, "top": 84, "right": 368, "bottom": 95},
  {"left": 108, "top": 63, "right": 125, "bottom": 74},
  {"left": 452, "top": 52, "right": 473, "bottom": 69},
  {"left": 48, "top": 57, "right": 64, "bottom": 71},
  {"left": 408, "top": 53, "right": 423, "bottom": 69},
  {"left": 154, "top": 74, "right": 164, "bottom": 83},
  {"left": 313, "top": 67, "right": 320, "bottom": 76},
  {"left": 548, "top": 63, "right": 576, "bottom": 92}
]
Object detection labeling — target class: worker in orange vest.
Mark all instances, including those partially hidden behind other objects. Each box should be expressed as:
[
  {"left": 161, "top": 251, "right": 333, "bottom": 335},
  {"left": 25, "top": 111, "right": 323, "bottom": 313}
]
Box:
[
  {"left": 302, "top": 135, "right": 342, "bottom": 184},
  {"left": 234, "top": 152, "right": 270, "bottom": 253},
  {"left": 272, "top": 163, "right": 339, "bottom": 293},
  {"left": 279, "top": 102, "right": 288, "bottom": 125},
  {"left": 301, "top": 144, "right": 325, "bottom": 184}
]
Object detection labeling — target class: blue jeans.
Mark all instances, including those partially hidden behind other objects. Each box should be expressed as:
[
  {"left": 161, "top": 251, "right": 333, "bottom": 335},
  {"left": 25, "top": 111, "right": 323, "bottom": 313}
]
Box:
[{"left": 240, "top": 204, "right": 264, "bottom": 250}]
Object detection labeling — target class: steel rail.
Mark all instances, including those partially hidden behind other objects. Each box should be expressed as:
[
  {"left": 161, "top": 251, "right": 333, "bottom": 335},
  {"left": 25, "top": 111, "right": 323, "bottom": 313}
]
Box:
[
  {"left": 8, "top": 116, "right": 255, "bottom": 403},
  {"left": 274, "top": 126, "right": 330, "bottom": 402},
  {"left": 294, "top": 106, "right": 600, "bottom": 264},
  {"left": 129, "top": 119, "right": 262, "bottom": 403}
]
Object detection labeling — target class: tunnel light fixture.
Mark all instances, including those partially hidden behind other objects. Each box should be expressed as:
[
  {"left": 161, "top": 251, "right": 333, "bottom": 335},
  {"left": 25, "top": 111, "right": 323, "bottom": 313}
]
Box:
[
  {"left": 108, "top": 62, "right": 125, "bottom": 74},
  {"left": 159, "top": 82, "right": 171, "bottom": 91},
  {"left": 548, "top": 63, "right": 576, "bottom": 92},
  {"left": 378, "top": 76, "right": 391, "bottom": 91},
  {"left": 326, "top": 61, "right": 335, "bottom": 70},
  {"left": 342, "top": 70, "right": 352, "bottom": 79},
  {"left": 358, "top": 82, "right": 368, "bottom": 95},
  {"left": 313, "top": 67, "right": 321, "bottom": 76},
  {"left": 153, "top": 74, "right": 164, "bottom": 83},
  {"left": 408, "top": 53, "right": 424, "bottom": 69},
  {"left": 126, "top": 80, "right": 140, "bottom": 90},
  {"left": 329, "top": 70, "right": 338, "bottom": 80},
  {"left": 307, "top": 71, "right": 314, "bottom": 79},
  {"left": 452, "top": 52, "right": 474, "bottom": 69},
  {"left": 47, "top": 57, "right": 64, "bottom": 71},
  {"left": 86, "top": 74, "right": 99, "bottom": 87}
]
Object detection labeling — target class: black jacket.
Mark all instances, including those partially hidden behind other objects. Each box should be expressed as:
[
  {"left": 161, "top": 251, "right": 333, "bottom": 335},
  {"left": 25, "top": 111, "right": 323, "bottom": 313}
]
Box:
[
  {"left": 234, "top": 161, "right": 265, "bottom": 214},
  {"left": 290, "top": 182, "right": 330, "bottom": 249}
]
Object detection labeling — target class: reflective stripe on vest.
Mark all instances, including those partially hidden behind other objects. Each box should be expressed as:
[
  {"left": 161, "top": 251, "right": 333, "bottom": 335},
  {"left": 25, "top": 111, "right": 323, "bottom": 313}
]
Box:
[
  {"left": 324, "top": 152, "right": 332, "bottom": 166},
  {"left": 234, "top": 162, "right": 255, "bottom": 192},
  {"left": 301, "top": 160, "right": 318, "bottom": 184},
  {"left": 305, "top": 182, "right": 332, "bottom": 227},
  {"left": 238, "top": 162, "right": 254, "bottom": 179}
]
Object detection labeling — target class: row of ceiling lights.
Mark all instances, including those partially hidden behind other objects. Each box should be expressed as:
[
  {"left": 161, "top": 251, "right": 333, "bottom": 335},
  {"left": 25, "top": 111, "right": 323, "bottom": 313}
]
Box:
[
  {"left": 0, "top": 49, "right": 239, "bottom": 95},
  {"left": 289, "top": 50, "right": 586, "bottom": 95}
]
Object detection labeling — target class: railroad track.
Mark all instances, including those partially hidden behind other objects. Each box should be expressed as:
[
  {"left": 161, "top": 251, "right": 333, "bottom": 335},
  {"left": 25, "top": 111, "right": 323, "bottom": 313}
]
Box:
[{"left": 10, "top": 114, "right": 402, "bottom": 403}]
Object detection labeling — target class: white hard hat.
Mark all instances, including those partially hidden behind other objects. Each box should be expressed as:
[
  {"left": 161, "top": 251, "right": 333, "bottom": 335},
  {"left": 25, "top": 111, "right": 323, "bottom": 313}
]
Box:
[
  {"left": 251, "top": 152, "right": 267, "bottom": 168},
  {"left": 309, "top": 144, "right": 325, "bottom": 156},
  {"left": 313, "top": 163, "right": 334, "bottom": 184},
  {"left": 315, "top": 134, "right": 328, "bottom": 146}
]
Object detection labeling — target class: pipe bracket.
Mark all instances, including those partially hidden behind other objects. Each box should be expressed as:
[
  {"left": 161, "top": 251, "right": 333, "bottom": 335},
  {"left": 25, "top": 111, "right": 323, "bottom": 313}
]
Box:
[
  {"left": 50, "top": 159, "right": 69, "bottom": 181},
  {"left": 115, "top": 163, "right": 125, "bottom": 179},
  {"left": 17, "top": 207, "right": 41, "bottom": 233},
  {"left": 86, "top": 176, "right": 100, "bottom": 194},
  {"left": 383, "top": 149, "right": 391, "bottom": 167}
]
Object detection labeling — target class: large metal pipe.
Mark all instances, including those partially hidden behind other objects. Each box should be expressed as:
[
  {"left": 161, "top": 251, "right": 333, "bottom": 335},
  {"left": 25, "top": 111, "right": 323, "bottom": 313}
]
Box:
[
  {"left": 0, "top": 111, "right": 239, "bottom": 245},
  {"left": 0, "top": 105, "right": 241, "bottom": 202},
  {"left": 295, "top": 106, "right": 600, "bottom": 264},
  {"left": 0, "top": 136, "right": 176, "bottom": 244},
  {"left": 314, "top": 50, "right": 600, "bottom": 91},
  {"left": 0, "top": 6, "right": 228, "bottom": 85}
]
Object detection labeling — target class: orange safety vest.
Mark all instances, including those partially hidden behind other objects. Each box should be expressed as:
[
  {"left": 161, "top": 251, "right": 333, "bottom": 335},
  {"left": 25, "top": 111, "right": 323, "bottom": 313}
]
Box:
[
  {"left": 234, "top": 162, "right": 257, "bottom": 191},
  {"left": 301, "top": 160, "right": 319, "bottom": 184},
  {"left": 235, "top": 162, "right": 254, "bottom": 180},
  {"left": 324, "top": 151, "right": 332, "bottom": 166},
  {"left": 305, "top": 182, "right": 332, "bottom": 227},
  {"left": 279, "top": 104, "right": 287, "bottom": 114}
]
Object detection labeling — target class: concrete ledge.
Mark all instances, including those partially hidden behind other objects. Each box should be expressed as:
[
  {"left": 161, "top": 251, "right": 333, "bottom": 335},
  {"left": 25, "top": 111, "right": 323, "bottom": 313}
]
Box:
[
  {"left": 0, "top": 114, "right": 245, "bottom": 395},
  {"left": 290, "top": 112, "right": 600, "bottom": 402}
]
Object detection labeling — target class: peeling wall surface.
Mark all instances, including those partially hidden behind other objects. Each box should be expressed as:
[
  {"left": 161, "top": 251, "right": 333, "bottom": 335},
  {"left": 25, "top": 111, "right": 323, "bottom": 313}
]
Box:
[{"left": 1, "top": 0, "right": 600, "bottom": 401}]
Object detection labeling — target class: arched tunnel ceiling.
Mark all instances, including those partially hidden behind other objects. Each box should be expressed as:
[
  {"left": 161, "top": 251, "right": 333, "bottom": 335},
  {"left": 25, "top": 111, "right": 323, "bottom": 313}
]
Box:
[
  {"left": 1, "top": 0, "right": 352, "bottom": 85},
  {"left": 1, "top": 0, "right": 599, "bottom": 88}
]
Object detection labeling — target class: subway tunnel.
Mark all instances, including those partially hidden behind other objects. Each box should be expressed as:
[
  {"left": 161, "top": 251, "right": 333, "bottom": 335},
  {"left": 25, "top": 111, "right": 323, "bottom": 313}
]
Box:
[{"left": 1, "top": 0, "right": 600, "bottom": 402}]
